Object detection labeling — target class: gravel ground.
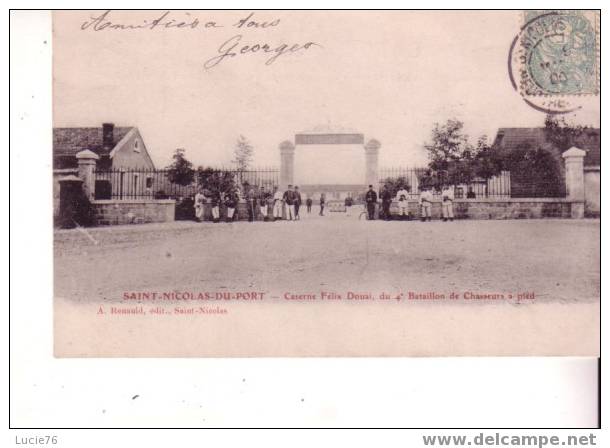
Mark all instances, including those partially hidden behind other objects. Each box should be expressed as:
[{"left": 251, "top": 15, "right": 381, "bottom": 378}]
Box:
[{"left": 54, "top": 211, "right": 600, "bottom": 305}]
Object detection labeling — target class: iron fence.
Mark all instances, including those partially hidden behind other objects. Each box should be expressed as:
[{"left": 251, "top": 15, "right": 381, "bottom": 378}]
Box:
[
  {"left": 93, "top": 167, "right": 280, "bottom": 200},
  {"left": 378, "top": 167, "right": 513, "bottom": 199},
  {"left": 94, "top": 166, "right": 563, "bottom": 200}
]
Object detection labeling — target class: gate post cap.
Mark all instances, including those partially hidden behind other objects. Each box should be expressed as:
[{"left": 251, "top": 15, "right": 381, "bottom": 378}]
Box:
[
  {"left": 561, "top": 147, "right": 587, "bottom": 159},
  {"left": 365, "top": 139, "right": 381, "bottom": 151},
  {"left": 279, "top": 140, "right": 295, "bottom": 151},
  {"left": 76, "top": 149, "right": 100, "bottom": 160}
]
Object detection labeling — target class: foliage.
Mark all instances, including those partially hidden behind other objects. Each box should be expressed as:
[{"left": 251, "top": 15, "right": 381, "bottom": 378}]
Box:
[
  {"left": 424, "top": 119, "right": 471, "bottom": 173},
  {"left": 175, "top": 197, "right": 196, "bottom": 221},
  {"left": 473, "top": 136, "right": 504, "bottom": 180},
  {"left": 232, "top": 135, "right": 254, "bottom": 172},
  {"left": 424, "top": 120, "right": 504, "bottom": 187},
  {"left": 196, "top": 167, "right": 238, "bottom": 196},
  {"left": 504, "top": 144, "right": 564, "bottom": 197},
  {"left": 381, "top": 176, "right": 411, "bottom": 196},
  {"left": 543, "top": 115, "right": 591, "bottom": 152},
  {"left": 165, "top": 148, "right": 195, "bottom": 186}
]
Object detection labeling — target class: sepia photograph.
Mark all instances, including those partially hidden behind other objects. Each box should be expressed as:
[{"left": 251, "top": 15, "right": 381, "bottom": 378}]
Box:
[{"left": 51, "top": 10, "right": 600, "bottom": 357}]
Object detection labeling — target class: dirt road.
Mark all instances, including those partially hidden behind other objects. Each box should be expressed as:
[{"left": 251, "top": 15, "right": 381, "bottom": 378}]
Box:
[{"left": 54, "top": 214, "right": 600, "bottom": 304}]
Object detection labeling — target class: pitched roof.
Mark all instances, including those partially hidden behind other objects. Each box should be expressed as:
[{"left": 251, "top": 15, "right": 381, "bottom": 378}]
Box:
[
  {"left": 493, "top": 127, "right": 600, "bottom": 166},
  {"left": 53, "top": 126, "right": 134, "bottom": 157}
]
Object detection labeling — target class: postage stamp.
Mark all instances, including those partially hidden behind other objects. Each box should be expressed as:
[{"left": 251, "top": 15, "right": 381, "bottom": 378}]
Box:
[{"left": 509, "top": 10, "right": 600, "bottom": 113}]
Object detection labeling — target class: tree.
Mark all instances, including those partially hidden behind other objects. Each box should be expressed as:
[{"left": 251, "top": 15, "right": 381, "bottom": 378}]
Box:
[
  {"left": 424, "top": 119, "right": 476, "bottom": 186},
  {"left": 504, "top": 144, "right": 564, "bottom": 197},
  {"left": 232, "top": 135, "right": 254, "bottom": 172},
  {"left": 381, "top": 176, "right": 411, "bottom": 196},
  {"left": 473, "top": 136, "right": 504, "bottom": 180},
  {"left": 424, "top": 119, "right": 471, "bottom": 172},
  {"left": 166, "top": 148, "right": 194, "bottom": 186},
  {"left": 196, "top": 167, "right": 237, "bottom": 196},
  {"left": 544, "top": 115, "right": 590, "bottom": 152}
]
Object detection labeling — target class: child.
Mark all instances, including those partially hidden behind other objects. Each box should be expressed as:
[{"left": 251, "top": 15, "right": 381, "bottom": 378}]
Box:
[{"left": 306, "top": 197, "right": 313, "bottom": 214}]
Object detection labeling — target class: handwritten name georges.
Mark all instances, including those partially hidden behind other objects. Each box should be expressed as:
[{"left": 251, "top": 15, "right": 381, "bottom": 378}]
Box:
[{"left": 80, "top": 10, "right": 322, "bottom": 69}]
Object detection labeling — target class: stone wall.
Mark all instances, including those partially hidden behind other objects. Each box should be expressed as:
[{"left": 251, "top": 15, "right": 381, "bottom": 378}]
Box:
[
  {"left": 198, "top": 199, "right": 574, "bottom": 221},
  {"left": 91, "top": 199, "right": 175, "bottom": 225},
  {"left": 386, "top": 198, "right": 573, "bottom": 220},
  {"left": 584, "top": 166, "right": 600, "bottom": 217}
]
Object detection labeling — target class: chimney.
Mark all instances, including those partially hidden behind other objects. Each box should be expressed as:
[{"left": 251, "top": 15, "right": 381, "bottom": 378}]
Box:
[{"left": 102, "top": 123, "right": 115, "bottom": 149}]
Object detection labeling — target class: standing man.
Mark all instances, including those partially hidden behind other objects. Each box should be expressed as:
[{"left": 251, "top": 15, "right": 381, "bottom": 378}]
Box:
[
  {"left": 246, "top": 186, "right": 257, "bottom": 222},
  {"left": 319, "top": 193, "right": 326, "bottom": 216},
  {"left": 194, "top": 188, "right": 205, "bottom": 222},
  {"left": 380, "top": 185, "right": 393, "bottom": 221},
  {"left": 365, "top": 185, "right": 378, "bottom": 220},
  {"left": 210, "top": 189, "right": 221, "bottom": 223},
  {"left": 306, "top": 197, "right": 313, "bottom": 214},
  {"left": 441, "top": 184, "right": 455, "bottom": 222},
  {"left": 419, "top": 186, "right": 433, "bottom": 222},
  {"left": 283, "top": 185, "right": 296, "bottom": 221},
  {"left": 258, "top": 187, "right": 270, "bottom": 221},
  {"left": 272, "top": 186, "right": 283, "bottom": 221},
  {"left": 396, "top": 186, "right": 410, "bottom": 221},
  {"left": 294, "top": 186, "right": 302, "bottom": 220}
]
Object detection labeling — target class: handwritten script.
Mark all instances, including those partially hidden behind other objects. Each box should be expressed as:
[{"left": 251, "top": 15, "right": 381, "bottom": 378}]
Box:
[{"left": 79, "top": 10, "right": 322, "bottom": 70}]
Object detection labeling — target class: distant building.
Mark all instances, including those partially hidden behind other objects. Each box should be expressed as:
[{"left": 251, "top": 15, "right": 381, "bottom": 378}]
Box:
[
  {"left": 53, "top": 123, "right": 156, "bottom": 205},
  {"left": 53, "top": 122, "right": 155, "bottom": 170}
]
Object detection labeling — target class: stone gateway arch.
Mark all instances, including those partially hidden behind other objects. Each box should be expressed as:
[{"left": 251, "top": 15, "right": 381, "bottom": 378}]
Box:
[{"left": 278, "top": 132, "right": 381, "bottom": 192}]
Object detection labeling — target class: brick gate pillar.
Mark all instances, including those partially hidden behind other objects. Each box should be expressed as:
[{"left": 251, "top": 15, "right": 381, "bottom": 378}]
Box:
[
  {"left": 562, "top": 146, "right": 587, "bottom": 219},
  {"left": 364, "top": 139, "right": 380, "bottom": 187},
  {"left": 279, "top": 140, "right": 295, "bottom": 190},
  {"left": 76, "top": 149, "right": 99, "bottom": 201}
]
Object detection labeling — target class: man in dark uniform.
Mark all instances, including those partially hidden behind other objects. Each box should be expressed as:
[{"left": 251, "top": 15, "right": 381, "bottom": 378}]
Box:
[
  {"left": 294, "top": 186, "right": 302, "bottom": 220},
  {"left": 283, "top": 184, "right": 296, "bottom": 220},
  {"left": 380, "top": 185, "right": 393, "bottom": 221},
  {"left": 258, "top": 187, "right": 270, "bottom": 221},
  {"left": 365, "top": 185, "right": 377, "bottom": 220},
  {"left": 210, "top": 189, "right": 221, "bottom": 223}
]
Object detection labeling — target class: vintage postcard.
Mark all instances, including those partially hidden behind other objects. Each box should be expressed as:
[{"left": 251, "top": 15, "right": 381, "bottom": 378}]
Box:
[{"left": 53, "top": 10, "right": 600, "bottom": 357}]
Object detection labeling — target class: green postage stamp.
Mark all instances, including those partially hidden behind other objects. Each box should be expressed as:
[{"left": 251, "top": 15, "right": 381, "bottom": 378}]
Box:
[{"left": 510, "top": 10, "right": 600, "bottom": 113}]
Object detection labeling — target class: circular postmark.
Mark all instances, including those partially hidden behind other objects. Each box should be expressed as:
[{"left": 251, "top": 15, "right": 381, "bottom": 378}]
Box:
[{"left": 508, "top": 10, "right": 599, "bottom": 114}]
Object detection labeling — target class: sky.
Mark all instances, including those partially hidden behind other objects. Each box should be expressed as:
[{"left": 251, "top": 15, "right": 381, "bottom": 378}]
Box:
[{"left": 53, "top": 10, "right": 600, "bottom": 171}]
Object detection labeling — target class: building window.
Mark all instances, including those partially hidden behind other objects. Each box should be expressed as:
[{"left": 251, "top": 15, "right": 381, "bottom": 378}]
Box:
[
  {"left": 134, "top": 139, "right": 140, "bottom": 153},
  {"left": 146, "top": 176, "right": 153, "bottom": 189}
]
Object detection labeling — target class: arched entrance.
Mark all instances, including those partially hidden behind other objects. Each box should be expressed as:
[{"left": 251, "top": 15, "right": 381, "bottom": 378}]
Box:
[{"left": 278, "top": 131, "right": 381, "bottom": 197}]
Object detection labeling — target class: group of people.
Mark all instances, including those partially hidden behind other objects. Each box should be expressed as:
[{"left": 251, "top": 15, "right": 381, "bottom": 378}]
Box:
[
  {"left": 194, "top": 188, "right": 240, "bottom": 223},
  {"left": 194, "top": 184, "right": 325, "bottom": 223},
  {"left": 365, "top": 184, "right": 455, "bottom": 222},
  {"left": 194, "top": 183, "right": 456, "bottom": 223}
]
